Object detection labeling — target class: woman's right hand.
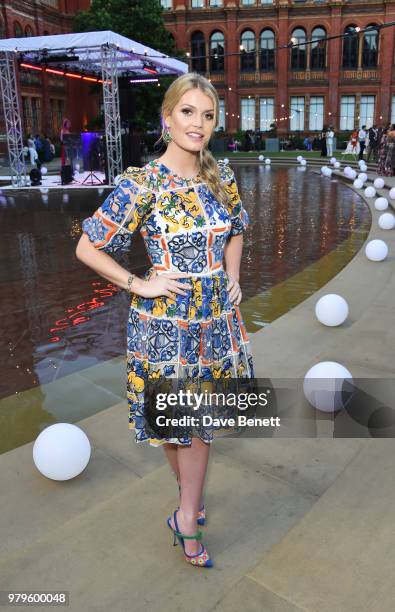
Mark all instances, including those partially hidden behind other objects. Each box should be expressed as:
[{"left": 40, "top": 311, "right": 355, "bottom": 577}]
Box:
[{"left": 139, "top": 271, "right": 193, "bottom": 300}]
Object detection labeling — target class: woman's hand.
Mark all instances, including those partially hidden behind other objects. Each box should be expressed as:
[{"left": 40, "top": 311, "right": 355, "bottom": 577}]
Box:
[
  {"left": 139, "top": 271, "right": 193, "bottom": 300},
  {"left": 227, "top": 273, "right": 242, "bottom": 305}
]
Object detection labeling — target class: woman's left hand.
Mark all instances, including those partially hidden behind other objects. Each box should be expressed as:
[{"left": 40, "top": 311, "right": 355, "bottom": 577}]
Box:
[{"left": 227, "top": 274, "right": 242, "bottom": 305}]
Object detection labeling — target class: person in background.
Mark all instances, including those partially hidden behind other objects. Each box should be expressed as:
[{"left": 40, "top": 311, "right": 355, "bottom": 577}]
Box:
[
  {"left": 34, "top": 134, "right": 43, "bottom": 162},
  {"left": 358, "top": 125, "right": 367, "bottom": 160},
  {"left": 320, "top": 125, "right": 328, "bottom": 157},
  {"left": 26, "top": 133, "right": 38, "bottom": 165},
  {"left": 326, "top": 126, "right": 335, "bottom": 157},
  {"left": 376, "top": 125, "right": 392, "bottom": 177},
  {"left": 303, "top": 135, "right": 312, "bottom": 151},
  {"left": 42, "top": 135, "right": 54, "bottom": 162},
  {"left": 367, "top": 125, "right": 379, "bottom": 163}
]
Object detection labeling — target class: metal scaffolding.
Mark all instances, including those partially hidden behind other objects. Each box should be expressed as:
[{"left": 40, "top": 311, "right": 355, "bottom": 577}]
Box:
[
  {"left": 0, "top": 52, "right": 27, "bottom": 187},
  {"left": 101, "top": 44, "right": 122, "bottom": 185}
]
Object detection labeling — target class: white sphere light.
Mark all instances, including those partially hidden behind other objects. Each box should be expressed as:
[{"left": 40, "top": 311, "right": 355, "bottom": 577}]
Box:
[
  {"left": 315, "top": 294, "right": 349, "bottom": 327},
  {"left": 324, "top": 167, "right": 332, "bottom": 177},
  {"left": 265, "top": 158, "right": 271, "bottom": 165},
  {"left": 258, "top": 155, "right": 264, "bottom": 161},
  {"left": 364, "top": 186, "right": 376, "bottom": 198},
  {"left": 374, "top": 197, "right": 388, "bottom": 211},
  {"left": 360, "top": 164, "right": 367, "bottom": 172},
  {"left": 334, "top": 162, "right": 341, "bottom": 169},
  {"left": 301, "top": 159, "right": 307, "bottom": 166},
  {"left": 378, "top": 213, "right": 395, "bottom": 230},
  {"left": 389, "top": 187, "right": 395, "bottom": 200},
  {"left": 41, "top": 166, "right": 48, "bottom": 175},
  {"left": 33, "top": 423, "right": 91, "bottom": 481},
  {"left": 224, "top": 157, "right": 229, "bottom": 164},
  {"left": 297, "top": 155, "right": 303, "bottom": 162},
  {"left": 303, "top": 362, "right": 353, "bottom": 413},
  {"left": 353, "top": 179, "right": 364, "bottom": 189},
  {"left": 358, "top": 173, "right": 368, "bottom": 183},
  {"left": 330, "top": 157, "right": 337, "bottom": 164},
  {"left": 349, "top": 169, "right": 357, "bottom": 180},
  {"left": 374, "top": 178, "right": 385, "bottom": 189},
  {"left": 365, "top": 239, "right": 389, "bottom": 261}
]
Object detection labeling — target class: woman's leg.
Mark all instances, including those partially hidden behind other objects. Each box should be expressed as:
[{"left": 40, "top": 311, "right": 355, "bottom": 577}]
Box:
[{"left": 169, "top": 437, "right": 211, "bottom": 556}]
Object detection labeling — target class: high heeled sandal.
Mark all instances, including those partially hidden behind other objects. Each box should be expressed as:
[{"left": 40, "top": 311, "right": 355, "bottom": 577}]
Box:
[
  {"left": 176, "top": 476, "right": 206, "bottom": 526},
  {"left": 166, "top": 509, "right": 213, "bottom": 568}
]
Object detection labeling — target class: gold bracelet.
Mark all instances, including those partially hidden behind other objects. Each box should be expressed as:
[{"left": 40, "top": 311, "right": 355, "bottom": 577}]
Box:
[{"left": 127, "top": 273, "right": 137, "bottom": 293}]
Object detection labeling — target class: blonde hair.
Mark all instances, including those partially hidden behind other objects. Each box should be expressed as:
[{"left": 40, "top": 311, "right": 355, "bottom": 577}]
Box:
[{"left": 155, "top": 72, "right": 230, "bottom": 206}]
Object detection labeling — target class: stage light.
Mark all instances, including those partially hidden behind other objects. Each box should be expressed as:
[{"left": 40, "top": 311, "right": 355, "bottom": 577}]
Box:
[{"left": 29, "top": 168, "right": 42, "bottom": 186}]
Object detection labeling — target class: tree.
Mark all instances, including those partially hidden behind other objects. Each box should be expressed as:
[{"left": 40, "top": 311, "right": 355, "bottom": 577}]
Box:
[{"left": 74, "top": 0, "right": 187, "bottom": 129}]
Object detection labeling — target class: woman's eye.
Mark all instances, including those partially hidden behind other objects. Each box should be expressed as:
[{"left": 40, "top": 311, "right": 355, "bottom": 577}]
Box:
[{"left": 182, "top": 109, "right": 191, "bottom": 115}]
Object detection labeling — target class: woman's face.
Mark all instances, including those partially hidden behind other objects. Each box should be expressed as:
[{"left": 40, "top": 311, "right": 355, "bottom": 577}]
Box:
[{"left": 165, "top": 88, "right": 215, "bottom": 153}]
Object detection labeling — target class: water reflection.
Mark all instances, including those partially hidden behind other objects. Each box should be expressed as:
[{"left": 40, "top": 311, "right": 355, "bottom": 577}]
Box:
[{"left": 0, "top": 167, "right": 370, "bottom": 451}]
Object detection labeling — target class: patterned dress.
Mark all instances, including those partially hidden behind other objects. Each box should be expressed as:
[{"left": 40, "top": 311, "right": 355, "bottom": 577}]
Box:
[{"left": 82, "top": 158, "right": 256, "bottom": 447}]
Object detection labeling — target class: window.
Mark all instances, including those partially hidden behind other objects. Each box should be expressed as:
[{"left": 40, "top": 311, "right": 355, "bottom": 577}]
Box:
[
  {"left": 241, "top": 0, "right": 255, "bottom": 4},
  {"left": 210, "top": 31, "right": 224, "bottom": 72},
  {"left": 209, "top": 0, "right": 223, "bottom": 5},
  {"left": 191, "top": 0, "right": 205, "bottom": 6},
  {"left": 25, "top": 25, "right": 34, "bottom": 37},
  {"left": 14, "top": 22, "right": 23, "bottom": 38},
  {"left": 215, "top": 98, "right": 225, "bottom": 131},
  {"left": 240, "top": 30, "right": 256, "bottom": 72},
  {"left": 260, "top": 29, "right": 275, "bottom": 71},
  {"left": 340, "top": 95, "right": 355, "bottom": 130},
  {"left": 290, "top": 96, "right": 305, "bottom": 131},
  {"left": 343, "top": 25, "right": 358, "bottom": 69},
  {"left": 191, "top": 32, "right": 206, "bottom": 73},
  {"left": 260, "top": 97, "right": 274, "bottom": 131},
  {"left": 261, "top": 0, "right": 274, "bottom": 4},
  {"left": 362, "top": 24, "right": 378, "bottom": 68},
  {"left": 290, "top": 28, "right": 306, "bottom": 70},
  {"left": 310, "top": 27, "right": 326, "bottom": 69},
  {"left": 309, "top": 96, "right": 324, "bottom": 130},
  {"left": 160, "top": 0, "right": 172, "bottom": 8},
  {"left": 359, "top": 95, "right": 375, "bottom": 129},
  {"left": 241, "top": 97, "right": 255, "bottom": 130}
]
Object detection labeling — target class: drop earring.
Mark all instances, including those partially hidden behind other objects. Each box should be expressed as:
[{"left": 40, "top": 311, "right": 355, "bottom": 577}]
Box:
[{"left": 163, "top": 127, "right": 172, "bottom": 144}]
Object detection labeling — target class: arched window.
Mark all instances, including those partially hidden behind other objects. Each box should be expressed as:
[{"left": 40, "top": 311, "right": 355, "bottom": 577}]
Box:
[
  {"left": 14, "top": 22, "right": 23, "bottom": 38},
  {"left": 260, "top": 29, "right": 275, "bottom": 71},
  {"left": 191, "top": 31, "right": 206, "bottom": 73},
  {"left": 210, "top": 31, "right": 224, "bottom": 72},
  {"left": 290, "top": 28, "right": 306, "bottom": 70},
  {"left": 310, "top": 27, "right": 326, "bottom": 69},
  {"left": 342, "top": 25, "right": 359, "bottom": 69},
  {"left": 240, "top": 30, "right": 255, "bottom": 72},
  {"left": 25, "top": 25, "right": 34, "bottom": 37},
  {"left": 362, "top": 23, "right": 379, "bottom": 68}
]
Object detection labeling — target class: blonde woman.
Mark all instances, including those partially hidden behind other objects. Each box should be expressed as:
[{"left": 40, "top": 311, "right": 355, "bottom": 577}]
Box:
[{"left": 76, "top": 73, "right": 255, "bottom": 568}]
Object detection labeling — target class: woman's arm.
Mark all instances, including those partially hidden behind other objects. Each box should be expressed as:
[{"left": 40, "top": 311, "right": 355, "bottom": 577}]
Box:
[{"left": 75, "top": 232, "right": 146, "bottom": 295}]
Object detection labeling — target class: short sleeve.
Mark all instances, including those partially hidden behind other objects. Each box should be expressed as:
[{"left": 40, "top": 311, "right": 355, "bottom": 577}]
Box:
[
  {"left": 81, "top": 169, "right": 156, "bottom": 254},
  {"left": 220, "top": 162, "right": 250, "bottom": 237}
]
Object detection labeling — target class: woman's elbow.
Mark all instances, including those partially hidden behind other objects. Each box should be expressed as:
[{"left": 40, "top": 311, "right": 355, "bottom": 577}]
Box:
[{"left": 75, "top": 233, "right": 91, "bottom": 261}]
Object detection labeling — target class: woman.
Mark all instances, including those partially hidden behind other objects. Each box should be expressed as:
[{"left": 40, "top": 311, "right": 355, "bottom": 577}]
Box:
[
  {"left": 377, "top": 125, "right": 393, "bottom": 177},
  {"left": 76, "top": 73, "right": 255, "bottom": 568},
  {"left": 60, "top": 118, "right": 71, "bottom": 166},
  {"left": 26, "top": 133, "right": 38, "bottom": 165},
  {"left": 320, "top": 126, "right": 327, "bottom": 157}
]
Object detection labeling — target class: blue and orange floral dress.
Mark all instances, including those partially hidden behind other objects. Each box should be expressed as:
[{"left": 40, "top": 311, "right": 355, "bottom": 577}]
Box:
[{"left": 82, "top": 158, "right": 255, "bottom": 447}]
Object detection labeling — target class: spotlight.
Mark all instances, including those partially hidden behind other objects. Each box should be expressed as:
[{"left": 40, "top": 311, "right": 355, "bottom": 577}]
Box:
[{"left": 29, "top": 168, "right": 42, "bottom": 186}]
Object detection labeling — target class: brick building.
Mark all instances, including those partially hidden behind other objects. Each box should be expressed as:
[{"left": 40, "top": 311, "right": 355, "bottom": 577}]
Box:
[
  {"left": 0, "top": 0, "right": 98, "bottom": 152},
  {"left": 160, "top": 0, "right": 395, "bottom": 136}
]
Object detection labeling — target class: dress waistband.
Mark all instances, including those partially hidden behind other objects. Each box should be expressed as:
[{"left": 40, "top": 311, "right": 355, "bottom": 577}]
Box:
[{"left": 153, "top": 266, "right": 225, "bottom": 277}]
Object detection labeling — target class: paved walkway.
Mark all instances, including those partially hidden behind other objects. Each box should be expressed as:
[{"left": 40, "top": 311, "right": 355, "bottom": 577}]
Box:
[{"left": 0, "top": 166, "right": 394, "bottom": 611}]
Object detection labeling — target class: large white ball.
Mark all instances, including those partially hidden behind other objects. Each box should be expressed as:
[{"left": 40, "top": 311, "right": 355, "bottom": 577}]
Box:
[
  {"left": 301, "top": 159, "right": 307, "bottom": 166},
  {"left": 258, "top": 155, "right": 264, "bottom": 161},
  {"left": 324, "top": 167, "right": 332, "bottom": 177},
  {"left": 224, "top": 157, "right": 229, "bottom": 164},
  {"left": 297, "top": 155, "right": 303, "bottom": 162},
  {"left": 378, "top": 213, "right": 395, "bottom": 230},
  {"left": 358, "top": 160, "right": 365, "bottom": 167},
  {"left": 303, "top": 362, "right": 354, "bottom": 413},
  {"left": 365, "top": 239, "right": 389, "bottom": 261},
  {"left": 265, "top": 158, "right": 271, "bottom": 164},
  {"left": 344, "top": 166, "right": 352, "bottom": 173},
  {"left": 389, "top": 187, "right": 395, "bottom": 200},
  {"left": 353, "top": 179, "right": 364, "bottom": 189},
  {"left": 41, "top": 166, "right": 48, "bottom": 175},
  {"left": 315, "top": 294, "right": 349, "bottom": 327},
  {"left": 334, "top": 162, "right": 341, "bottom": 169},
  {"left": 358, "top": 173, "right": 368, "bottom": 183},
  {"left": 360, "top": 164, "right": 367, "bottom": 172},
  {"left": 33, "top": 423, "right": 91, "bottom": 481},
  {"left": 348, "top": 169, "right": 357, "bottom": 180},
  {"left": 364, "top": 186, "right": 376, "bottom": 198},
  {"left": 330, "top": 157, "right": 337, "bottom": 164},
  {"left": 373, "top": 178, "right": 385, "bottom": 189},
  {"left": 374, "top": 197, "right": 388, "bottom": 211}
]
